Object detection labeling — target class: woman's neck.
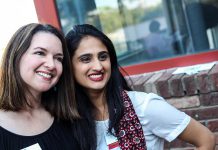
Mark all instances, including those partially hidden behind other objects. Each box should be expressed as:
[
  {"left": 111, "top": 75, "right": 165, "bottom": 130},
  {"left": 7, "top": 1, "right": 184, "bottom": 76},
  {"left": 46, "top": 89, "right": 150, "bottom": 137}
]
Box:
[
  {"left": 25, "top": 91, "right": 42, "bottom": 109},
  {"left": 88, "top": 90, "right": 109, "bottom": 120}
]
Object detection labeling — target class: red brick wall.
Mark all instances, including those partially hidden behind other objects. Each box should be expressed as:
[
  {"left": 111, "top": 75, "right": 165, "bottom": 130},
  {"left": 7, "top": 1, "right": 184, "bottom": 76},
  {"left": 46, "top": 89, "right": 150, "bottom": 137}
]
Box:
[{"left": 125, "top": 63, "right": 218, "bottom": 149}]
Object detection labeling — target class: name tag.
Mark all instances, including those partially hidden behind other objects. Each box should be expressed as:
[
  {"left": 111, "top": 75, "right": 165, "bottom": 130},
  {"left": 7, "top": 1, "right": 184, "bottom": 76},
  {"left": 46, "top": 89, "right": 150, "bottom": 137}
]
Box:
[
  {"left": 21, "top": 143, "right": 42, "bottom": 150},
  {"left": 105, "top": 133, "right": 119, "bottom": 150},
  {"left": 108, "top": 141, "right": 119, "bottom": 150}
]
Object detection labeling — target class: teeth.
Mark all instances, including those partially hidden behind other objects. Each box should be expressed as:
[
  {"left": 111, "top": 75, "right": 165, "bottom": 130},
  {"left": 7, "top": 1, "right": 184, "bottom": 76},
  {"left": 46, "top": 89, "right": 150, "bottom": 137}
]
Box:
[
  {"left": 89, "top": 74, "right": 102, "bottom": 78},
  {"left": 37, "top": 72, "right": 52, "bottom": 78}
]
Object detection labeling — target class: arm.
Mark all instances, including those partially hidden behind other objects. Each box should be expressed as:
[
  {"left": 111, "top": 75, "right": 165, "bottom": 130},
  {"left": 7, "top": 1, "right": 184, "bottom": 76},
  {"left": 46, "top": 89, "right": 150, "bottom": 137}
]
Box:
[
  {"left": 129, "top": 92, "right": 216, "bottom": 149},
  {"left": 178, "top": 118, "right": 215, "bottom": 150}
]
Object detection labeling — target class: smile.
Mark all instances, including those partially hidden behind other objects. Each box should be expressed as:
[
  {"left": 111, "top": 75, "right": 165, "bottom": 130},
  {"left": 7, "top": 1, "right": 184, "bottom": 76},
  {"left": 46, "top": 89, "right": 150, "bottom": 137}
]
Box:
[
  {"left": 37, "top": 71, "right": 53, "bottom": 79},
  {"left": 89, "top": 73, "right": 104, "bottom": 81}
]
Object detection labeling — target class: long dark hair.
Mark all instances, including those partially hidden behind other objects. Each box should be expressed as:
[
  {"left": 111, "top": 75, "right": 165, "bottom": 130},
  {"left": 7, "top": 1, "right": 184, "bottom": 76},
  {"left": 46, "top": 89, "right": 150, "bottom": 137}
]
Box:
[
  {"left": 0, "top": 23, "right": 79, "bottom": 121},
  {"left": 65, "top": 24, "right": 131, "bottom": 149}
]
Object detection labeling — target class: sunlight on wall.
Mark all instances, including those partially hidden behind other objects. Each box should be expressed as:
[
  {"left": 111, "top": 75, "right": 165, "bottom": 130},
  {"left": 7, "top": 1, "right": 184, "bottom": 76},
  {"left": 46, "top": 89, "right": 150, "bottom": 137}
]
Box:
[{"left": 0, "top": 0, "right": 38, "bottom": 63}]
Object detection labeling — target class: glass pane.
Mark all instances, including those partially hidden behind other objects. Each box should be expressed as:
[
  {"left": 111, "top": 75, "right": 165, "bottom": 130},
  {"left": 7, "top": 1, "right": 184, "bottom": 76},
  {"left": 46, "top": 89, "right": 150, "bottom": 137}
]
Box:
[{"left": 56, "top": 0, "right": 218, "bottom": 66}]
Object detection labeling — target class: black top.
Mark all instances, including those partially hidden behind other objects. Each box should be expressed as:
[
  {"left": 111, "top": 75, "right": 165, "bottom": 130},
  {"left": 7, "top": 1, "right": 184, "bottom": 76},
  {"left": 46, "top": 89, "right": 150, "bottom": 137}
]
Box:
[{"left": 0, "top": 119, "right": 80, "bottom": 150}]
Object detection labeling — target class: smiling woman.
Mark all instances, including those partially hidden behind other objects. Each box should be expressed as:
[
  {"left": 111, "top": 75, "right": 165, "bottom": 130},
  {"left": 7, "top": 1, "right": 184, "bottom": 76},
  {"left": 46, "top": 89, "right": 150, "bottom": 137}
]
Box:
[
  {"left": 65, "top": 24, "right": 215, "bottom": 150},
  {"left": 72, "top": 35, "right": 111, "bottom": 92},
  {"left": 0, "top": 23, "right": 80, "bottom": 150},
  {"left": 19, "top": 32, "right": 63, "bottom": 94}
]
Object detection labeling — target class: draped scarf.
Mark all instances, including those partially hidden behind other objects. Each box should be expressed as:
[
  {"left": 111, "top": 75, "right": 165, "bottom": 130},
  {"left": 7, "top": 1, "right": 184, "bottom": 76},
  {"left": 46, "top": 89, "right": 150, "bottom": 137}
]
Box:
[{"left": 116, "top": 91, "right": 146, "bottom": 150}]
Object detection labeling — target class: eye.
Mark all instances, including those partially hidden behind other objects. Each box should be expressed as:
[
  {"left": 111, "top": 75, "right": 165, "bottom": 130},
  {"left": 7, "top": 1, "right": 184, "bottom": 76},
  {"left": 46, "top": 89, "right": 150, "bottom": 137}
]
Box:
[
  {"left": 34, "top": 51, "right": 45, "bottom": 56},
  {"left": 99, "top": 52, "right": 109, "bottom": 61},
  {"left": 79, "top": 55, "right": 91, "bottom": 63},
  {"left": 56, "top": 57, "right": 63, "bottom": 63}
]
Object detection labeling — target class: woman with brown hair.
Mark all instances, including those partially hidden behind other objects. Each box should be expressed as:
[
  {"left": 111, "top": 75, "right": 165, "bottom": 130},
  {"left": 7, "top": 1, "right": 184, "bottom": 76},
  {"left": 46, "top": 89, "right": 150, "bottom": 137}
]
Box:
[{"left": 0, "top": 23, "right": 80, "bottom": 149}]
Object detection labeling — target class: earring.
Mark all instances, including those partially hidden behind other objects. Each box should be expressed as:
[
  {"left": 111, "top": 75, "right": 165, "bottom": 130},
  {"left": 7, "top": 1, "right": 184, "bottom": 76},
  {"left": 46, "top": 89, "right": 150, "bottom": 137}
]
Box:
[{"left": 54, "top": 86, "right": 57, "bottom": 92}]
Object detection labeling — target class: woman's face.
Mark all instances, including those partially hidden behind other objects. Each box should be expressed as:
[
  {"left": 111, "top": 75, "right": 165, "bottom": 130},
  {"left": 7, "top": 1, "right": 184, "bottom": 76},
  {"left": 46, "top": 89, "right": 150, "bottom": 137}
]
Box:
[
  {"left": 72, "top": 36, "right": 111, "bottom": 93},
  {"left": 19, "top": 32, "right": 63, "bottom": 96}
]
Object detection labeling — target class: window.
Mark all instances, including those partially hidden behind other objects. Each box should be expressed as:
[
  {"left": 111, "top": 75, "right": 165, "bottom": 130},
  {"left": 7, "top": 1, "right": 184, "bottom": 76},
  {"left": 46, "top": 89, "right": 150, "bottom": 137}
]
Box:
[{"left": 55, "top": 0, "right": 218, "bottom": 67}]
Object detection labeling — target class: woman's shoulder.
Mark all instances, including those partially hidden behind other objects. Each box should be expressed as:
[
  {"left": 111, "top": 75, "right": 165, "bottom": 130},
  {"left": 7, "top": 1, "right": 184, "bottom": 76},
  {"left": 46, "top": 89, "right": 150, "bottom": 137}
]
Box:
[
  {"left": 126, "top": 91, "right": 191, "bottom": 142},
  {"left": 0, "top": 110, "right": 7, "bottom": 129},
  {"left": 127, "top": 91, "right": 164, "bottom": 108},
  {"left": 0, "top": 109, "right": 55, "bottom": 135},
  {"left": 127, "top": 91, "right": 163, "bottom": 99},
  {"left": 0, "top": 109, "right": 14, "bottom": 126}
]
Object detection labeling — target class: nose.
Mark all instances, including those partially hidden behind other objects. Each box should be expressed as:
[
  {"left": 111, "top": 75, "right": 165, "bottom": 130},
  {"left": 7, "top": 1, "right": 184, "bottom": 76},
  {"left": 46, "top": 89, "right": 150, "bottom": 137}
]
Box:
[
  {"left": 93, "top": 59, "right": 103, "bottom": 71},
  {"left": 45, "top": 56, "right": 55, "bottom": 70}
]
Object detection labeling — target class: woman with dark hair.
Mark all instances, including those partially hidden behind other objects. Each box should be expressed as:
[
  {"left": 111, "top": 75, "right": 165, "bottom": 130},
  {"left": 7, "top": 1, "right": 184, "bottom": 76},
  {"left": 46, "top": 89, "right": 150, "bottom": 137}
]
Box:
[
  {"left": 0, "top": 23, "right": 80, "bottom": 149},
  {"left": 65, "top": 24, "right": 215, "bottom": 150}
]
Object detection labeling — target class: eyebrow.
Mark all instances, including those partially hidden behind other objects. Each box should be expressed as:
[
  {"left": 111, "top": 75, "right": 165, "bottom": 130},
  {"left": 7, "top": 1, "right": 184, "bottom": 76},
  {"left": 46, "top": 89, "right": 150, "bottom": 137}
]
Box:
[
  {"left": 98, "top": 51, "right": 109, "bottom": 55},
  {"left": 78, "top": 53, "right": 92, "bottom": 58},
  {"left": 34, "top": 47, "right": 64, "bottom": 57},
  {"left": 55, "top": 53, "right": 64, "bottom": 57}
]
